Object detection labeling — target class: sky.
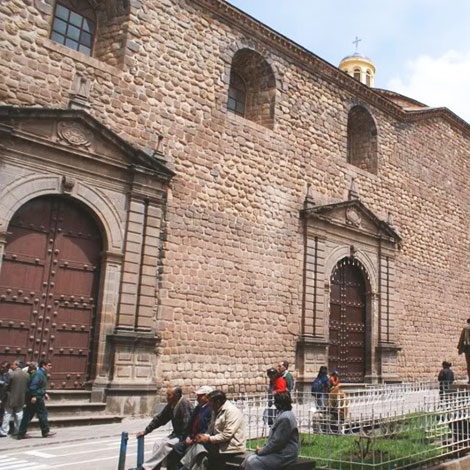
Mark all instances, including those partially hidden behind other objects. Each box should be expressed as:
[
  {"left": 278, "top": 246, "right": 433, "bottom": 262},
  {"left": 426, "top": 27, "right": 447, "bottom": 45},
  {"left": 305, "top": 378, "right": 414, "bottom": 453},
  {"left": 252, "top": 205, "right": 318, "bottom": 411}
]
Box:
[{"left": 228, "top": 0, "right": 470, "bottom": 123}]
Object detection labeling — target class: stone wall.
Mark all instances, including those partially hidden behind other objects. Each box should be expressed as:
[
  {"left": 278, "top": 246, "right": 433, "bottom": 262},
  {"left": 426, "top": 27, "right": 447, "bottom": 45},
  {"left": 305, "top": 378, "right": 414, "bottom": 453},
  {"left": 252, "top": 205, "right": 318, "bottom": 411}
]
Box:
[{"left": 1, "top": 0, "right": 470, "bottom": 395}]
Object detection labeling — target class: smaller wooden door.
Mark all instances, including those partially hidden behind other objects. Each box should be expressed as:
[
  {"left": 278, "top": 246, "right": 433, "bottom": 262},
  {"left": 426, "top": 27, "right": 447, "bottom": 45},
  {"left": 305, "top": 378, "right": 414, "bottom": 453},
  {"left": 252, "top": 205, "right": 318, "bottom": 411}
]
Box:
[{"left": 329, "top": 258, "right": 366, "bottom": 383}]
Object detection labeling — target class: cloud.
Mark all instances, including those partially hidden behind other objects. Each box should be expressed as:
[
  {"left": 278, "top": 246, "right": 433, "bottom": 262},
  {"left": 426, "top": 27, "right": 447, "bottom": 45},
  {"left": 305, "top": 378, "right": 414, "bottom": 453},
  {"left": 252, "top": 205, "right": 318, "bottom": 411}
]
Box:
[{"left": 387, "top": 50, "right": 470, "bottom": 123}]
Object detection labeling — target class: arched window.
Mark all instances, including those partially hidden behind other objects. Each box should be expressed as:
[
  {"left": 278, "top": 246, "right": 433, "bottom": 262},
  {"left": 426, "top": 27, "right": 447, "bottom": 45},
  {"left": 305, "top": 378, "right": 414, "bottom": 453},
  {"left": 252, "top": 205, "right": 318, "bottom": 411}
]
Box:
[
  {"left": 50, "top": 1, "right": 96, "bottom": 56},
  {"left": 347, "top": 106, "right": 378, "bottom": 174},
  {"left": 353, "top": 68, "right": 361, "bottom": 81},
  {"left": 227, "top": 49, "right": 276, "bottom": 129},
  {"left": 227, "top": 71, "right": 246, "bottom": 117}
]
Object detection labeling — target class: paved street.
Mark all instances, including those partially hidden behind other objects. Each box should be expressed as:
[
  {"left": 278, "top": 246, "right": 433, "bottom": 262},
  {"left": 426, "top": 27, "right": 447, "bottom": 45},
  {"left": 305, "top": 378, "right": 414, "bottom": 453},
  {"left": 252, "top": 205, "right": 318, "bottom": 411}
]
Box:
[{"left": 0, "top": 418, "right": 172, "bottom": 470}]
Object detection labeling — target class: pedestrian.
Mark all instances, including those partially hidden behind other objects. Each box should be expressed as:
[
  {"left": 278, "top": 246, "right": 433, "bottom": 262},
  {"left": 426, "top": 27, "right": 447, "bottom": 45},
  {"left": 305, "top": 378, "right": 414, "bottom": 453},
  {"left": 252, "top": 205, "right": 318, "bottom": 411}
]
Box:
[
  {"left": 0, "top": 360, "right": 29, "bottom": 436},
  {"left": 194, "top": 390, "right": 246, "bottom": 470},
  {"left": 24, "top": 362, "right": 37, "bottom": 377},
  {"left": 243, "top": 392, "right": 299, "bottom": 470},
  {"left": 0, "top": 361, "right": 10, "bottom": 438},
  {"left": 17, "top": 359, "right": 55, "bottom": 439},
  {"left": 329, "top": 370, "right": 340, "bottom": 388},
  {"left": 264, "top": 368, "right": 287, "bottom": 427},
  {"left": 328, "top": 380, "right": 347, "bottom": 433},
  {"left": 458, "top": 318, "right": 470, "bottom": 383},
  {"left": 438, "top": 361, "right": 454, "bottom": 399},
  {"left": 131, "top": 386, "right": 193, "bottom": 470},
  {"left": 267, "top": 368, "right": 287, "bottom": 396},
  {"left": 277, "top": 361, "right": 294, "bottom": 393},
  {"left": 311, "top": 366, "right": 330, "bottom": 410}
]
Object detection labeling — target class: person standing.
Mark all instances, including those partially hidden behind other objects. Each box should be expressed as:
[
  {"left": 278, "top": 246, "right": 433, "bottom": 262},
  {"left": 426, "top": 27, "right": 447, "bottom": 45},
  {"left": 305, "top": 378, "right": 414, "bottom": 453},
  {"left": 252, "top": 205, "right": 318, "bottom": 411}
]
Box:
[
  {"left": 311, "top": 366, "right": 330, "bottom": 410},
  {"left": 438, "top": 361, "right": 454, "bottom": 398},
  {"left": 17, "top": 359, "right": 55, "bottom": 439},
  {"left": 458, "top": 318, "right": 470, "bottom": 383},
  {"left": 329, "top": 370, "right": 340, "bottom": 388},
  {"left": 1, "top": 360, "right": 29, "bottom": 436},
  {"left": 0, "top": 362, "right": 10, "bottom": 438},
  {"left": 267, "top": 368, "right": 287, "bottom": 396},
  {"left": 277, "top": 361, "right": 294, "bottom": 393},
  {"left": 243, "top": 392, "right": 299, "bottom": 470},
  {"left": 132, "top": 386, "right": 193, "bottom": 470}
]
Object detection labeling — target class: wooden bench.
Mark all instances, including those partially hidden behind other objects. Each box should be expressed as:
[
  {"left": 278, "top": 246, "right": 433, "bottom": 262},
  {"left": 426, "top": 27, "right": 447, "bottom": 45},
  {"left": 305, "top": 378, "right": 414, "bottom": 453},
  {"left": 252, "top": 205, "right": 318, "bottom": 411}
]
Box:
[{"left": 225, "top": 453, "right": 315, "bottom": 469}]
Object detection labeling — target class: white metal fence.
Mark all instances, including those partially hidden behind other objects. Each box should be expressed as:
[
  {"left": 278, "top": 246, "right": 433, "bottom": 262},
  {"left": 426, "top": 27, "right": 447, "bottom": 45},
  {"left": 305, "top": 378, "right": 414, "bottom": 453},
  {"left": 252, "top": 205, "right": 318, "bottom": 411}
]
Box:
[{"left": 232, "top": 383, "right": 470, "bottom": 470}]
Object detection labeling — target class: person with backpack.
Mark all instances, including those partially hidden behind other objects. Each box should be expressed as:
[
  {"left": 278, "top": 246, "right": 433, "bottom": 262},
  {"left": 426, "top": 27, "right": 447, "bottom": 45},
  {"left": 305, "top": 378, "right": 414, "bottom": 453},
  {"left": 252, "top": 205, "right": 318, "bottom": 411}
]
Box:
[{"left": 311, "top": 366, "right": 329, "bottom": 410}]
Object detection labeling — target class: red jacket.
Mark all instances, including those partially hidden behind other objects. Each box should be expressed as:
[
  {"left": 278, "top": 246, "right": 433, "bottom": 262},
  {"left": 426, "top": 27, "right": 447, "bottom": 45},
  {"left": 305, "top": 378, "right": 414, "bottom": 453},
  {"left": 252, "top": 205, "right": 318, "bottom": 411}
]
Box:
[{"left": 272, "top": 376, "right": 287, "bottom": 395}]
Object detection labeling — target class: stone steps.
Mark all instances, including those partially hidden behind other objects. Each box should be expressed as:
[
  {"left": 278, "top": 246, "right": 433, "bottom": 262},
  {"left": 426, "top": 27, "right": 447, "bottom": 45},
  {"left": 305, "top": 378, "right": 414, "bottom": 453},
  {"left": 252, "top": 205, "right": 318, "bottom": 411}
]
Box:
[
  {"left": 30, "top": 414, "right": 124, "bottom": 428},
  {"left": 47, "top": 389, "right": 94, "bottom": 403},
  {"left": 12, "top": 389, "right": 124, "bottom": 431},
  {"left": 42, "top": 400, "right": 107, "bottom": 416}
]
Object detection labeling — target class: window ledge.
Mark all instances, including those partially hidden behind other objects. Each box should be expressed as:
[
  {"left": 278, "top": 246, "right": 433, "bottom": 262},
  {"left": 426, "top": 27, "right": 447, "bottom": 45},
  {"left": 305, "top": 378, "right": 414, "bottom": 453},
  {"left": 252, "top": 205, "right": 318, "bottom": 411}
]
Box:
[
  {"left": 226, "top": 109, "right": 274, "bottom": 133},
  {"left": 335, "top": 156, "right": 380, "bottom": 180},
  {"left": 40, "top": 38, "right": 121, "bottom": 76}
]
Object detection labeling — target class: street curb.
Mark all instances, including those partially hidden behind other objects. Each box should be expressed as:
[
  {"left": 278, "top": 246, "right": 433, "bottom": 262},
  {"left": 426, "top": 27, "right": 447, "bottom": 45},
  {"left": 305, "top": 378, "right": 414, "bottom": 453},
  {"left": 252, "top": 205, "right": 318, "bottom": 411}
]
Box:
[
  {"left": 0, "top": 430, "right": 127, "bottom": 450},
  {"left": 0, "top": 421, "right": 168, "bottom": 452}
]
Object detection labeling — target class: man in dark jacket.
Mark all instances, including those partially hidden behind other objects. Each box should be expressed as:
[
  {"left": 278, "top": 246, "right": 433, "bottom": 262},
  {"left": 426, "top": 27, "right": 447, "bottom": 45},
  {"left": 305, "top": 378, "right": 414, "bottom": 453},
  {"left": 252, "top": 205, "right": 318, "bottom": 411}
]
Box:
[
  {"left": 0, "top": 360, "right": 29, "bottom": 436},
  {"left": 0, "top": 362, "right": 9, "bottom": 437},
  {"left": 172, "top": 385, "right": 213, "bottom": 469},
  {"left": 17, "top": 359, "right": 55, "bottom": 439},
  {"left": 458, "top": 318, "right": 470, "bottom": 383},
  {"left": 132, "top": 386, "right": 193, "bottom": 470}
]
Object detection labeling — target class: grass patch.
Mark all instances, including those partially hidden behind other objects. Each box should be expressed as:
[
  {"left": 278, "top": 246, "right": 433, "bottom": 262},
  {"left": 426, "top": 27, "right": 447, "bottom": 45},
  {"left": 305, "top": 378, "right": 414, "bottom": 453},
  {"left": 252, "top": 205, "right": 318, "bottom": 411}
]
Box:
[{"left": 248, "top": 413, "right": 449, "bottom": 470}]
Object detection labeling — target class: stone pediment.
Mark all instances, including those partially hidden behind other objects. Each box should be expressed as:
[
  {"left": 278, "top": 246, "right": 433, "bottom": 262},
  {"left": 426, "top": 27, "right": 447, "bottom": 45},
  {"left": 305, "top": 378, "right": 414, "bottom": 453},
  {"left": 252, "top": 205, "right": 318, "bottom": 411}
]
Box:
[
  {"left": 301, "top": 199, "right": 401, "bottom": 243},
  {"left": 0, "top": 106, "right": 174, "bottom": 180}
]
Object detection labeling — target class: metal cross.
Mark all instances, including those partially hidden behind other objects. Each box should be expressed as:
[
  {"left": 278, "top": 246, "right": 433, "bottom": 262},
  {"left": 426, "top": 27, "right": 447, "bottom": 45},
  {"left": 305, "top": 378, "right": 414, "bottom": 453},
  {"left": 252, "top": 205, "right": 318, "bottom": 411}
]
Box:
[{"left": 353, "top": 36, "right": 362, "bottom": 51}]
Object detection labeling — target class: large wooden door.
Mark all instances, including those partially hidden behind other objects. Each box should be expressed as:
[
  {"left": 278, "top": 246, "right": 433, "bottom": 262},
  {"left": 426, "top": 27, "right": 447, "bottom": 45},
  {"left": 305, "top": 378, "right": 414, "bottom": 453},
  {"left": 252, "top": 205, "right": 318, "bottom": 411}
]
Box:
[
  {"left": 329, "top": 258, "right": 366, "bottom": 383},
  {"left": 0, "top": 196, "right": 102, "bottom": 389}
]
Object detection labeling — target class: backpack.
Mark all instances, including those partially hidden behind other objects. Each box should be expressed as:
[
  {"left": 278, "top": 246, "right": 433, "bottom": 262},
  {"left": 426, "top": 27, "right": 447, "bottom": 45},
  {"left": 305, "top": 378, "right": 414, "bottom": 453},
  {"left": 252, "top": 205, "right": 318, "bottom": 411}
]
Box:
[{"left": 311, "top": 377, "right": 324, "bottom": 394}]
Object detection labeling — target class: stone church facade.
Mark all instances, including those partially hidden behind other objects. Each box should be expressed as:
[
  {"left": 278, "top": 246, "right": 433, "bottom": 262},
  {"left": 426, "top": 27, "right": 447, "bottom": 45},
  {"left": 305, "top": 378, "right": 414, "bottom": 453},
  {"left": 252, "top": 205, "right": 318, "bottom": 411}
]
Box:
[{"left": 1, "top": 0, "right": 470, "bottom": 413}]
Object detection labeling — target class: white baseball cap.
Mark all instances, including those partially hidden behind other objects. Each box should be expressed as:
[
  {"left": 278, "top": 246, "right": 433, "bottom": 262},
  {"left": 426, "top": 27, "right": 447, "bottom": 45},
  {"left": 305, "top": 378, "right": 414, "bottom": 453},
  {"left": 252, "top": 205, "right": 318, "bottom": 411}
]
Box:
[{"left": 196, "top": 385, "right": 213, "bottom": 395}]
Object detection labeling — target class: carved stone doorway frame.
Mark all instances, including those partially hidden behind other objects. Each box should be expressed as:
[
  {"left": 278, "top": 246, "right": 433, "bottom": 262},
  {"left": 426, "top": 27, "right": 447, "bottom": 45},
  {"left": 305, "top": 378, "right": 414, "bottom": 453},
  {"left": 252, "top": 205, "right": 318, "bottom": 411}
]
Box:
[{"left": 297, "top": 197, "right": 401, "bottom": 386}]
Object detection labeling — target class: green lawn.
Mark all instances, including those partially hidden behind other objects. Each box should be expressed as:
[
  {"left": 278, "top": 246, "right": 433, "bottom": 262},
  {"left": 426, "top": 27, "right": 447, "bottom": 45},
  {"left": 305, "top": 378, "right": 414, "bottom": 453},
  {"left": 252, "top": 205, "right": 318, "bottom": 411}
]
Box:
[{"left": 248, "top": 415, "right": 448, "bottom": 470}]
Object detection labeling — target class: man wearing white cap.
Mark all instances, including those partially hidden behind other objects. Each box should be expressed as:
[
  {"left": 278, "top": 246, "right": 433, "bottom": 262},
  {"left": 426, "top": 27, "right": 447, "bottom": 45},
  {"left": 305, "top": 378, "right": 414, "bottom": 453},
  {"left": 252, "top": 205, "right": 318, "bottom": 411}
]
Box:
[{"left": 174, "top": 386, "right": 213, "bottom": 470}]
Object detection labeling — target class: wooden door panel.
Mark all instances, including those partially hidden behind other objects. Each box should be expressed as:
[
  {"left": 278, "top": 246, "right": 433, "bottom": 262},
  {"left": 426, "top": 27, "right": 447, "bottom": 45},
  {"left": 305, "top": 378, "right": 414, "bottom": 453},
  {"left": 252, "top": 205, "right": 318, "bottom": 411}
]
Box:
[
  {"left": 329, "top": 260, "right": 366, "bottom": 382},
  {"left": 0, "top": 196, "right": 102, "bottom": 388},
  {"left": 53, "top": 268, "right": 97, "bottom": 296}
]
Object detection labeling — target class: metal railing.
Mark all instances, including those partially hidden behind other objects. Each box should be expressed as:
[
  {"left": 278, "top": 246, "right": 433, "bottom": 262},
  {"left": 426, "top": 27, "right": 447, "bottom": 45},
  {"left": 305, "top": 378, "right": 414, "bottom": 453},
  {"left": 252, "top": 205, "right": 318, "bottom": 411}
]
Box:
[{"left": 233, "top": 383, "right": 470, "bottom": 470}]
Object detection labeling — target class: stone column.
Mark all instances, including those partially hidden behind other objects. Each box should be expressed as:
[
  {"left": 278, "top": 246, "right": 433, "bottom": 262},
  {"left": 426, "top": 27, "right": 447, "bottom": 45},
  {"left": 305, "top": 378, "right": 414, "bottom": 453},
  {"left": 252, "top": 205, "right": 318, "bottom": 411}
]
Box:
[
  {"left": 135, "top": 201, "right": 162, "bottom": 332},
  {"left": 91, "top": 250, "right": 123, "bottom": 401},
  {"left": 0, "top": 232, "right": 7, "bottom": 272},
  {"left": 115, "top": 195, "right": 147, "bottom": 331}
]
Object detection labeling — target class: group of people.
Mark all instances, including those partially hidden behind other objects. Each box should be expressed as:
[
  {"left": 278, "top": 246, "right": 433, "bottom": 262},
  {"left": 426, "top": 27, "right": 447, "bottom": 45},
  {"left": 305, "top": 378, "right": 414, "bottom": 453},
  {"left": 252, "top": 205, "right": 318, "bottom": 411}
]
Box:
[
  {"left": 0, "top": 359, "right": 55, "bottom": 439},
  {"left": 131, "top": 360, "right": 299, "bottom": 470}
]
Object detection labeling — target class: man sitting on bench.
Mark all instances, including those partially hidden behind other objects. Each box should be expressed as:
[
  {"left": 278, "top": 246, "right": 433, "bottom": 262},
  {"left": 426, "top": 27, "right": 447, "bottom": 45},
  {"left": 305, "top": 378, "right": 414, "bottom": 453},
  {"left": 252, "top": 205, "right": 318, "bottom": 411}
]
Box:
[{"left": 194, "top": 390, "right": 245, "bottom": 470}]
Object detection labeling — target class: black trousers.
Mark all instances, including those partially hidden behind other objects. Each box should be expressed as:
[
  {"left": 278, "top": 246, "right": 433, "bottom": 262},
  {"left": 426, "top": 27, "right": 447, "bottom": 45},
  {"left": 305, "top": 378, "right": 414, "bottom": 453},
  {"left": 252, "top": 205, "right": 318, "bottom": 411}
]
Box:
[
  {"left": 205, "top": 443, "right": 243, "bottom": 470},
  {"left": 18, "top": 396, "right": 50, "bottom": 437}
]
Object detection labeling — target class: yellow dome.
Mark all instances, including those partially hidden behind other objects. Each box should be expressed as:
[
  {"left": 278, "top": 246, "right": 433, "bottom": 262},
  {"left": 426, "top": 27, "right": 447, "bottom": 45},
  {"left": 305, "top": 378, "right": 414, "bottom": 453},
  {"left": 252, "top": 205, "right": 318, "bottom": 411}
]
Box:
[{"left": 339, "top": 52, "right": 375, "bottom": 87}]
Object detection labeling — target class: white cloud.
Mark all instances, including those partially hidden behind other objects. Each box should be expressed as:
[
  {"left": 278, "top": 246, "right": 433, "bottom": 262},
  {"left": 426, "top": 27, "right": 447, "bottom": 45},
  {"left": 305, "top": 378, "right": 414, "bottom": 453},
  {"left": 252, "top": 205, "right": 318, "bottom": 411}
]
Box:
[{"left": 387, "top": 50, "right": 470, "bottom": 123}]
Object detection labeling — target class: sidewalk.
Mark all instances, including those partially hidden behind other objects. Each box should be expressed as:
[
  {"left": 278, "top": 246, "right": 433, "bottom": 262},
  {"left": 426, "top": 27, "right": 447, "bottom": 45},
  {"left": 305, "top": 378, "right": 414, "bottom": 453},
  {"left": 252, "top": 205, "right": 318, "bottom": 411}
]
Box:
[{"left": 0, "top": 417, "right": 171, "bottom": 451}]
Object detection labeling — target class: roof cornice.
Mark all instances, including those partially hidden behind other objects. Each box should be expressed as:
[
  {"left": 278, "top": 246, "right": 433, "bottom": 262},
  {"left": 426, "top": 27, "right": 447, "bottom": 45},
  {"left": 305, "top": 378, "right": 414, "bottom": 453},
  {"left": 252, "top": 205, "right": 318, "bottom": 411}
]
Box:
[{"left": 193, "top": 0, "right": 470, "bottom": 136}]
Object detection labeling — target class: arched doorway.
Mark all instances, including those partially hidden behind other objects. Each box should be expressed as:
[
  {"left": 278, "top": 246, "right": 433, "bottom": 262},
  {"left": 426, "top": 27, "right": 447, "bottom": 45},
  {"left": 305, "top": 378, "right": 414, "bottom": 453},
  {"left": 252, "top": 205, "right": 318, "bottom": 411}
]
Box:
[
  {"left": 329, "top": 257, "right": 367, "bottom": 383},
  {"left": 0, "top": 195, "right": 103, "bottom": 389}
]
